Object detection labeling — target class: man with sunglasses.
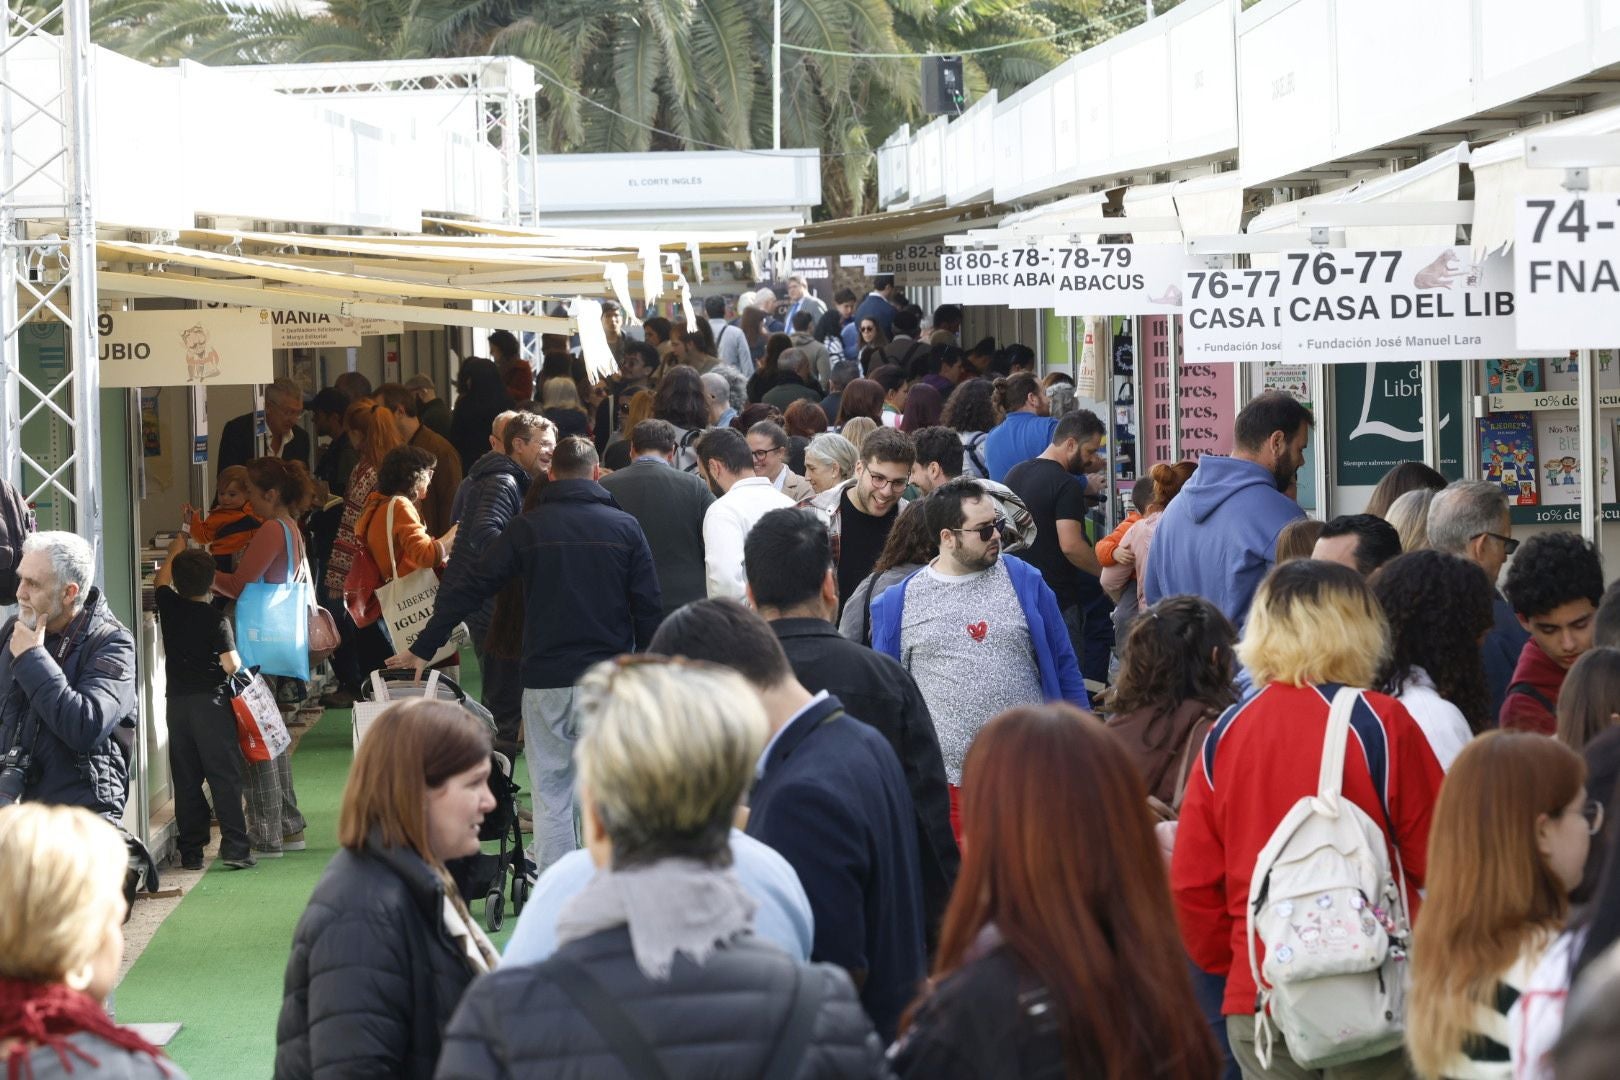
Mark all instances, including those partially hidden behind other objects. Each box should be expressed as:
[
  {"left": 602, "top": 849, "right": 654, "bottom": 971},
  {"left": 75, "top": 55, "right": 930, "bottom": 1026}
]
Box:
[
  {"left": 1429, "top": 479, "right": 1529, "bottom": 720},
  {"left": 869, "top": 478, "right": 1087, "bottom": 838},
  {"left": 802, "top": 427, "right": 915, "bottom": 614}
]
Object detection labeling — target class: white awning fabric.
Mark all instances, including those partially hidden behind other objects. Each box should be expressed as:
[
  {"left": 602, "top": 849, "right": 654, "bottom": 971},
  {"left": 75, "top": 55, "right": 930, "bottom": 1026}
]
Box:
[{"left": 1471, "top": 105, "right": 1620, "bottom": 255}]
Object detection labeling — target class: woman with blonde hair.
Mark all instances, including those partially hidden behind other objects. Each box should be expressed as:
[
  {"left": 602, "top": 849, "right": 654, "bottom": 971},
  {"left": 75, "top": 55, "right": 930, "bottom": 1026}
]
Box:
[
  {"left": 436, "top": 657, "right": 885, "bottom": 1078},
  {"left": 277, "top": 701, "right": 497, "bottom": 1080},
  {"left": 1408, "top": 732, "right": 1592, "bottom": 1079},
  {"left": 0, "top": 805, "right": 184, "bottom": 1079},
  {"left": 1172, "top": 559, "right": 1445, "bottom": 1077},
  {"left": 540, "top": 377, "right": 590, "bottom": 440},
  {"left": 1386, "top": 486, "right": 1436, "bottom": 551},
  {"left": 838, "top": 415, "right": 879, "bottom": 455}
]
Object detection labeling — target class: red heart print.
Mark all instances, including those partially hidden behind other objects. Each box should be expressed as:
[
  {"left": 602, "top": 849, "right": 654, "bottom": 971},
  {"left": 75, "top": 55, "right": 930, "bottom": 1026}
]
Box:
[{"left": 967, "top": 621, "right": 988, "bottom": 642}]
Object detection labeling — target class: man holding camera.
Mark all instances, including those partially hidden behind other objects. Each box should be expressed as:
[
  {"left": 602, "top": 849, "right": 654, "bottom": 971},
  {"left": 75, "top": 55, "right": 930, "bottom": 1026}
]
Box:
[{"left": 0, "top": 532, "right": 138, "bottom": 818}]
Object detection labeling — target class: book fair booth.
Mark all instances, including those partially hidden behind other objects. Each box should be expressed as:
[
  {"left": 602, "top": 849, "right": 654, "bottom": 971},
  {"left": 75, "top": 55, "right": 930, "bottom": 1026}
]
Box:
[{"left": 12, "top": 0, "right": 1620, "bottom": 855}]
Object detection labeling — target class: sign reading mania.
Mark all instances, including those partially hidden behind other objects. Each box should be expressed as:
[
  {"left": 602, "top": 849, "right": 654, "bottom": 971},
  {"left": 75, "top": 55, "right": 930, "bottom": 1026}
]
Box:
[{"left": 1181, "top": 246, "right": 1540, "bottom": 364}]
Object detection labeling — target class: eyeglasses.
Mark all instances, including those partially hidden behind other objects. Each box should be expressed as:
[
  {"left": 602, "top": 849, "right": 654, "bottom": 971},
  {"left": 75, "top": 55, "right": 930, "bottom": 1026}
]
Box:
[
  {"left": 1472, "top": 531, "right": 1521, "bottom": 555},
  {"left": 1581, "top": 798, "right": 1606, "bottom": 835},
  {"left": 864, "top": 471, "right": 908, "bottom": 492},
  {"left": 860, "top": 324, "right": 877, "bottom": 334},
  {"left": 750, "top": 447, "right": 785, "bottom": 461},
  {"left": 952, "top": 516, "right": 1006, "bottom": 543}
]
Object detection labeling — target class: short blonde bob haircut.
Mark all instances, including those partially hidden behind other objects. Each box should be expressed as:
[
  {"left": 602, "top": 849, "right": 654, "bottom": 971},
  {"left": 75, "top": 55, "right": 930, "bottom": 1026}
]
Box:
[
  {"left": 575, "top": 657, "right": 768, "bottom": 870},
  {"left": 1237, "top": 559, "right": 1389, "bottom": 690},
  {"left": 0, "top": 804, "right": 129, "bottom": 983}
]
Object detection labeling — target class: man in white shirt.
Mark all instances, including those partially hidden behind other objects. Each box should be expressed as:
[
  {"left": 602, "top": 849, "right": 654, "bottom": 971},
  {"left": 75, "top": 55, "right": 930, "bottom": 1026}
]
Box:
[{"left": 696, "top": 427, "right": 795, "bottom": 599}]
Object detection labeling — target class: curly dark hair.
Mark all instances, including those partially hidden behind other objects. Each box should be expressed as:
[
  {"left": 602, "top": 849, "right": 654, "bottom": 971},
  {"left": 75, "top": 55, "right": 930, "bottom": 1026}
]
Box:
[
  {"left": 376, "top": 444, "right": 436, "bottom": 497},
  {"left": 871, "top": 501, "right": 939, "bottom": 577},
  {"left": 1110, "top": 597, "right": 1237, "bottom": 739},
  {"left": 1372, "top": 550, "right": 1496, "bottom": 734},
  {"left": 942, "top": 377, "right": 1000, "bottom": 435},
  {"left": 1503, "top": 531, "right": 1605, "bottom": 619},
  {"left": 652, "top": 364, "right": 710, "bottom": 431}
]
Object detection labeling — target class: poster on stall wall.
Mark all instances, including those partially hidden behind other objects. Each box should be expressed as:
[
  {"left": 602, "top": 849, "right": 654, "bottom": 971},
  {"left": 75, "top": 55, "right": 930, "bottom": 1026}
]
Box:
[
  {"left": 191, "top": 385, "right": 208, "bottom": 465},
  {"left": 1478, "top": 412, "right": 1539, "bottom": 506},
  {"left": 1543, "top": 351, "right": 1620, "bottom": 391},
  {"left": 1074, "top": 317, "right": 1105, "bottom": 401},
  {"left": 1535, "top": 414, "right": 1614, "bottom": 506},
  {"left": 1182, "top": 247, "right": 1544, "bottom": 365},
  {"left": 1332, "top": 362, "right": 1465, "bottom": 486},
  {"left": 1264, "top": 363, "right": 1315, "bottom": 511},
  {"left": 98, "top": 308, "right": 273, "bottom": 387},
  {"left": 1140, "top": 316, "right": 1234, "bottom": 468}
]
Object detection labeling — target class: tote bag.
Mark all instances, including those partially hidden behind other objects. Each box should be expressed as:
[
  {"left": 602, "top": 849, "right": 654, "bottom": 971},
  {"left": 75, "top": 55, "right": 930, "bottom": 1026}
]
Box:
[
  {"left": 228, "top": 666, "right": 291, "bottom": 763},
  {"left": 374, "top": 498, "right": 465, "bottom": 666},
  {"left": 236, "top": 520, "right": 314, "bottom": 681}
]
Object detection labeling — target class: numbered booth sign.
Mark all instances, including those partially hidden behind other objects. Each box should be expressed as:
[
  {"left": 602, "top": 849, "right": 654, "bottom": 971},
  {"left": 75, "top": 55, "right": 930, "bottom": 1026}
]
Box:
[
  {"left": 98, "top": 308, "right": 275, "bottom": 388},
  {"left": 1516, "top": 194, "right": 1620, "bottom": 350},
  {"left": 1183, "top": 247, "right": 1541, "bottom": 364}
]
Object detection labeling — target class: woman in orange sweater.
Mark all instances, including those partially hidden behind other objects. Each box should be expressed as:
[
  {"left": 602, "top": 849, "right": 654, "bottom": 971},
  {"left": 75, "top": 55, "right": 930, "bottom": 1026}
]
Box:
[{"left": 355, "top": 445, "right": 457, "bottom": 583}]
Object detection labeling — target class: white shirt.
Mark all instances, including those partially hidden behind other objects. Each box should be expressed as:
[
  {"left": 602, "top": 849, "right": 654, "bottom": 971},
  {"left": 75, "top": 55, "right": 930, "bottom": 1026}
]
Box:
[
  {"left": 703, "top": 476, "right": 796, "bottom": 599},
  {"left": 1396, "top": 667, "right": 1474, "bottom": 771}
]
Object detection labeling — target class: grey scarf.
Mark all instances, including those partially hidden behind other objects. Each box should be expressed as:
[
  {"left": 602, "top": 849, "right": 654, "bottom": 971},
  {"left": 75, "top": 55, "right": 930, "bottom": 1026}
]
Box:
[{"left": 554, "top": 858, "right": 757, "bottom": 980}]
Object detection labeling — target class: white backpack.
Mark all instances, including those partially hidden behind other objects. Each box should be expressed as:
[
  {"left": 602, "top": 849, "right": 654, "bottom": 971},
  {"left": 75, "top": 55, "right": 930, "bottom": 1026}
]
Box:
[{"left": 1245, "top": 686, "right": 1411, "bottom": 1070}]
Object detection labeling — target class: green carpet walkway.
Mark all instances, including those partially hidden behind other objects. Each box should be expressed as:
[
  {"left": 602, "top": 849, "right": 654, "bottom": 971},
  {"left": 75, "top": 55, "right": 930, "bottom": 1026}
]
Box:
[{"left": 115, "top": 667, "right": 523, "bottom": 1076}]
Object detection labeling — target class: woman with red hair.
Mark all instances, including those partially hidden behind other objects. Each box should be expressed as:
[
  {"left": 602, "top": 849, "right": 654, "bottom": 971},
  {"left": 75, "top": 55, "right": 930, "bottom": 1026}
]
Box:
[{"left": 891, "top": 704, "right": 1219, "bottom": 1079}]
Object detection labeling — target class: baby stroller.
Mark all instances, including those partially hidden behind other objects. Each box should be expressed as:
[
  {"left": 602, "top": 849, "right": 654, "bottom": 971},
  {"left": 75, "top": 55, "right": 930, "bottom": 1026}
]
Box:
[{"left": 357, "top": 669, "right": 529, "bottom": 931}]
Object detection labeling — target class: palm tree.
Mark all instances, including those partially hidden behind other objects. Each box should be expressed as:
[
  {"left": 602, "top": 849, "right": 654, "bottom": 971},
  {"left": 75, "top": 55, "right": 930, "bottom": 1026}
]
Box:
[{"left": 82, "top": 0, "right": 1150, "bottom": 217}]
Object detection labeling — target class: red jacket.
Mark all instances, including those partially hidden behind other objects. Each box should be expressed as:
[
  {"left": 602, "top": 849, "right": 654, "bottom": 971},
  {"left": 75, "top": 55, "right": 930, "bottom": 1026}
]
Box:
[
  {"left": 1170, "top": 683, "right": 1443, "bottom": 1016},
  {"left": 1499, "top": 638, "right": 1564, "bottom": 735}
]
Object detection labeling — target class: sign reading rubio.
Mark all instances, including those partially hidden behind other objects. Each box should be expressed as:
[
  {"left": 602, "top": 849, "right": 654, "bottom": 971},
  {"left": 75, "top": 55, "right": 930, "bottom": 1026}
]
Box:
[
  {"left": 1181, "top": 246, "right": 1540, "bottom": 364},
  {"left": 940, "top": 244, "right": 1199, "bottom": 314},
  {"left": 99, "top": 308, "right": 273, "bottom": 388},
  {"left": 1514, "top": 193, "right": 1620, "bottom": 350}
]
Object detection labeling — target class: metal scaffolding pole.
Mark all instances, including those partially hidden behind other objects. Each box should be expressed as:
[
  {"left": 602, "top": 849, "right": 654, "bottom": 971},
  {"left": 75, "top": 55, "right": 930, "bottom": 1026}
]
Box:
[{"left": 0, "top": 0, "right": 103, "bottom": 578}]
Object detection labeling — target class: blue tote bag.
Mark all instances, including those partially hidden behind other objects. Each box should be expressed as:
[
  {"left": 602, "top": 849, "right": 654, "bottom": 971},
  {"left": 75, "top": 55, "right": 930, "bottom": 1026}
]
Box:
[{"left": 235, "top": 520, "right": 312, "bottom": 681}]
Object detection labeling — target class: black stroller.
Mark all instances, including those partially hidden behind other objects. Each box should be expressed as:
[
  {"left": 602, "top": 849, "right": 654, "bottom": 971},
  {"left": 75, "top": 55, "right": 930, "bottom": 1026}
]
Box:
[{"left": 358, "top": 669, "right": 530, "bottom": 931}]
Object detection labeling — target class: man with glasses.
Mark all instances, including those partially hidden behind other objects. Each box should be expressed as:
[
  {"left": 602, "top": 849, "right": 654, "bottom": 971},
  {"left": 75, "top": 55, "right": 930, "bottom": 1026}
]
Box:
[
  {"left": 215, "top": 377, "right": 309, "bottom": 475},
  {"left": 804, "top": 427, "right": 915, "bottom": 613},
  {"left": 869, "top": 478, "right": 1087, "bottom": 836},
  {"left": 1428, "top": 479, "right": 1528, "bottom": 719},
  {"left": 746, "top": 420, "right": 814, "bottom": 502}
]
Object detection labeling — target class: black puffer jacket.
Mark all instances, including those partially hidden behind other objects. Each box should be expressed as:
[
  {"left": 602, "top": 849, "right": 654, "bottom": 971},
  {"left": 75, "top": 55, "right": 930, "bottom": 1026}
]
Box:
[
  {"left": 276, "top": 837, "right": 481, "bottom": 1080},
  {"left": 441, "top": 451, "right": 529, "bottom": 638},
  {"left": 0, "top": 589, "right": 137, "bottom": 818},
  {"left": 434, "top": 926, "right": 888, "bottom": 1080}
]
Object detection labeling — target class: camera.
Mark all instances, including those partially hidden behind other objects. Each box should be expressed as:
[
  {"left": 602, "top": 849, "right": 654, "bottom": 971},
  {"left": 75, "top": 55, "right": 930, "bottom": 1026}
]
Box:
[{"left": 0, "top": 745, "right": 30, "bottom": 807}]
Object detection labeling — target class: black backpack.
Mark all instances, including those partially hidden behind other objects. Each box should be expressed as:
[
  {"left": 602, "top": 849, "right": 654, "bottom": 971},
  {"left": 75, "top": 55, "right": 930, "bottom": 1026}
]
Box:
[{"left": 0, "top": 479, "right": 36, "bottom": 605}]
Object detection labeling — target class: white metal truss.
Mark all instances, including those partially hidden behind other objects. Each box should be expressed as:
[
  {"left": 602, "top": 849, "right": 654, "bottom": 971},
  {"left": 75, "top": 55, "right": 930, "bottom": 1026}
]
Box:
[{"left": 0, "top": 0, "right": 102, "bottom": 570}]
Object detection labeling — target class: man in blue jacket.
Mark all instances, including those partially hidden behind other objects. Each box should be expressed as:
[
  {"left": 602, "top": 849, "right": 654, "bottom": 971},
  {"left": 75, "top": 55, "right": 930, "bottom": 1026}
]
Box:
[
  {"left": 649, "top": 598, "right": 927, "bottom": 1042},
  {"left": 842, "top": 275, "right": 899, "bottom": 357},
  {"left": 1144, "top": 390, "right": 1312, "bottom": 628},
  {"left": 869, "top": 479, "right": 1087, "bottom": 832},
  {"left": 393, "top": 436, "right": 661, "bottom": 872}
]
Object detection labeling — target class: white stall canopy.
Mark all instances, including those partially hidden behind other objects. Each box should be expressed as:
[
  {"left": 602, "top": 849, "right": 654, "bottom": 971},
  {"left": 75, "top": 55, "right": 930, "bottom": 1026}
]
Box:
[
  {"left": 1471, "top": 104, "right": 1620, "bottom": 254},
  {"left": 1246, "top": 143, "right": 1472, "bottom": 250},
  {"left": 1238, "top": 0, "right": 1620, "bottom": 187}
]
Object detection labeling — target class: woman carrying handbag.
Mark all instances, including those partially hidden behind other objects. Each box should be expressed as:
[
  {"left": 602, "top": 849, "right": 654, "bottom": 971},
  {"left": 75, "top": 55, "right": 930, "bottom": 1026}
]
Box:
[
  {"left": 355, "top": 446, "right": 459, "bottom": 672},
  {"left": 213, "top": 457, "right": 316, "bottom": 859}
]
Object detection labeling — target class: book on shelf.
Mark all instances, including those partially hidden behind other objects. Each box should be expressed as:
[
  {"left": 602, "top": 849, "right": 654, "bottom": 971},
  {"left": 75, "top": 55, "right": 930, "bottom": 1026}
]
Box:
[
  {"left": 1535, "top": 412, "right": 1614, "bottom": 507},
  {"left": 1543, "top": 351, "right": 1620, "bottom": 391},
  {"left": 1486, "top": 358, "right": 1544, "bottom": 394},
  {"left": 1478, "top": 412, "right": 1539, "bottom": 506}
]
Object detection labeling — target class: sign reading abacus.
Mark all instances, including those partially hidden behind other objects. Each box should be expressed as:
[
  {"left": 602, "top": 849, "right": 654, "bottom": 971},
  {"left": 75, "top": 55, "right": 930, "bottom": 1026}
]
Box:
[
  {"left": 941, "top": 244, "right": 1197, "bottom": 314},
  {"left": 1515, "top": 193, "right": 1620, "bottom": 349},
  {"left": 1181, "top": 246, "right": 1540, "bottom": 364}
]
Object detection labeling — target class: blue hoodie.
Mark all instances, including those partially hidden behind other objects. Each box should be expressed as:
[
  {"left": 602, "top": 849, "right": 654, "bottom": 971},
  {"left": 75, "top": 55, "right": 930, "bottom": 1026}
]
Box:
[{"left": 1143, "top": 454, "right": 1303, "bottom": 628}]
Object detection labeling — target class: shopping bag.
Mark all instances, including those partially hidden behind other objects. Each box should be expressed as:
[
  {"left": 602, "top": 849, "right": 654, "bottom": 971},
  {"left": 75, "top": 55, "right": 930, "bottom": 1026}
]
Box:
[
  {"left": 236, "top": 520, "right": 313, "bottom": 680},
  {"left": 374, "top": 498, "right": 465, "bottom": 666},
  {"left": 229, "top": 667, "right": 291, "bottom": 763}
]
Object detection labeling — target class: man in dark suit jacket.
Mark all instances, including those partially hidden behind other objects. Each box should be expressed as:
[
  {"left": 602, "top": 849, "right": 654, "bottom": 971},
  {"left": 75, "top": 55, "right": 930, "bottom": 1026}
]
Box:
[
  {"left": 215, "top": 377, "right": 309, "bottom": 475},
  {"left": 649, "top": 597, "right": 927, "bottom": 1043},
  {"left": 744, "top": 508, "right": 958, "bottom": 946},
  {"left": 600, "top": 419, "right": 714, "bottom": 616}
]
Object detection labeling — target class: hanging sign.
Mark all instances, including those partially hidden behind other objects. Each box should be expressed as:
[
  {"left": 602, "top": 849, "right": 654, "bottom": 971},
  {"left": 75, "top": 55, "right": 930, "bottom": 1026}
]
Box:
[
  {"left": 840, "top": 253, "right": 880, "bottom": 274},
  {"left": 889, "top": 241, "right": 945, "bottom": 288},
  {"left": 1515, "top": 193, "right": 1620, "bottom": 349},
  {"left": 1182, "top": 247, "right": 1539, "bottom": 364},
  {"left": 97, "top": 308, "right": 273, "bottom": 388},
  {"left": 267, "top": 309, "right": 362, "bottom": 349},
  {"left": 940, "top": 248, "right": 1029, "bottom": 306},
  {"left": 1049, "top": 244, "right": 1200, "bottom": 317},
  {"left": 354, "top": 318, "right": 403, "bottom": 336}
]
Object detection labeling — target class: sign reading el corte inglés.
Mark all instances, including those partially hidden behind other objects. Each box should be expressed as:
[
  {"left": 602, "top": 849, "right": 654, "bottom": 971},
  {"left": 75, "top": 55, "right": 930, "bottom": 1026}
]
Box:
[
  {"left": 99, "top": 308, "right": 273, "bottom": 387},
  {"left": 1182, "top": 246, "right": 1539, "bottom": 364},
  {"left": 1514, "top": 193, "right": 1620, "bottom": 349}
]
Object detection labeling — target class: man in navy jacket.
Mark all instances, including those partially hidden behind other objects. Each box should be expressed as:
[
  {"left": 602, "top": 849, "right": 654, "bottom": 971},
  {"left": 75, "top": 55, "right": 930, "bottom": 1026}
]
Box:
[
  {"left": 649, "top": 598, "right": 927, "bottom": 1043},
  {"left": 394, "top": 436, "right": 661, "bottom": 871}
]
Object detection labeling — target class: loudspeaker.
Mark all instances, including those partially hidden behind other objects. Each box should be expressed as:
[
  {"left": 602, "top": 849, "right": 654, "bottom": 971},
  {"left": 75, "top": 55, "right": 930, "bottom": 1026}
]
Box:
[{"left": 921, "top": 55, "right": 966, "bottom": 115}]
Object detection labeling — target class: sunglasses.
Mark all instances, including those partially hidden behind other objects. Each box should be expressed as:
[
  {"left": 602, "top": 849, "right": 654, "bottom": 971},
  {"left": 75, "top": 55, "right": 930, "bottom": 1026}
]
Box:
[
  {"left": 1472, "top": 530, "right": 1521, "bottom": 556},
  {"left": 952, "top": 516, "right": 1004, "bottom": 543},
  {"left": 860, "top": 324, "right": 877, "bottom": 333}
]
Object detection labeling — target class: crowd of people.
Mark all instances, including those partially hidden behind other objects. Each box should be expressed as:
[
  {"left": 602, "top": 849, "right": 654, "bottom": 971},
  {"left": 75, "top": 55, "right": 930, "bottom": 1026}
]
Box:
[{"left": 9, "top": 281, "right": 1620, "bottom": 1079}]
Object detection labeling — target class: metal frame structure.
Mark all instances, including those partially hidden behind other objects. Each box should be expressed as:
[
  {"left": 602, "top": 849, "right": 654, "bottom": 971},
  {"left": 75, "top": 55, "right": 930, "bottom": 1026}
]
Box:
[{"left": 0, "top": 0, "right": 102, "bottom": 575}]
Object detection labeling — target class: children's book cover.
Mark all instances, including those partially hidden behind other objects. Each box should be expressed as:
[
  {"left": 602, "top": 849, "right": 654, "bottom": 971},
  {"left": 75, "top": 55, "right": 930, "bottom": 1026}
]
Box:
[
  {"left": 1478, "top": 412, "right": 1539, "bottom": 506},
  {"left": 1535, "top": 412, "right": 1614, "bottom": 506},
  {"left": 1485, "top": 358, "right": 1543, "bottom": 394},
  {"left": 1543, "top": 351, "right": 1620, "bottom": 391}
]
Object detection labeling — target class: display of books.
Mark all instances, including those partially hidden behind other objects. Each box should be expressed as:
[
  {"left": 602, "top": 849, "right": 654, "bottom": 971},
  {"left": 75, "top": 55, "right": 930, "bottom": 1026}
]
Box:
[
  {"left": 1478, "top": 412, "right": 1539, "bottom": 506},
  {"left": 1486, "top": 358, "right": 1543, "bottom": 394},
  {"left": 1535, "top": 412, "right": 1614, "bottom": 506},
  {"left": 1544, "top": 351, "right": 1620, "bottom": 391}
]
